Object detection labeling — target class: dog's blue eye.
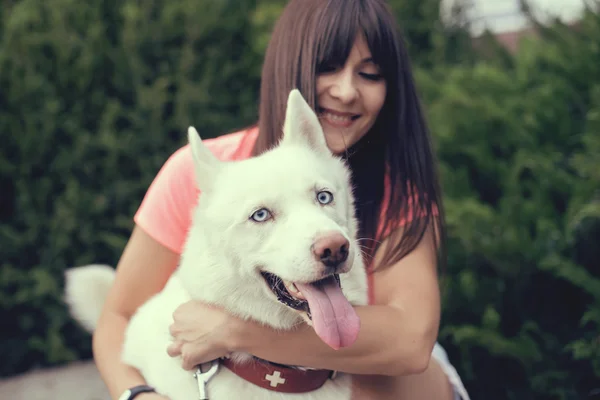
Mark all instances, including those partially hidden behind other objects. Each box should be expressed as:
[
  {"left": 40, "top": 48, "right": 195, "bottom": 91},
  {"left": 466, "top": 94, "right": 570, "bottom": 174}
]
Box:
[
  {"left": 251, "top": 208, "right": 271, "bottom": 222},
  {"left": 317, "top": 191, "right": 334, "bottom": 205}
]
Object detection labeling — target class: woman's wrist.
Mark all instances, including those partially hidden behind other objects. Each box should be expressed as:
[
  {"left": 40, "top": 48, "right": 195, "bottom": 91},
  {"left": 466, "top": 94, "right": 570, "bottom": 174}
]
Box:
[
  {"left": 227, "top": 316, "right": 258, "bottom": 353},
  {"left": 227, "top": 316, "right": 292, "bottom": 354}
]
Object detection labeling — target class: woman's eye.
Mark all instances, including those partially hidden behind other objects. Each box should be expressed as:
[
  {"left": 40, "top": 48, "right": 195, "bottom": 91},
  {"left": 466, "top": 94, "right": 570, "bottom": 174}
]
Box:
[
  {"left": 360, "top": 72, "right": 383, "bottom": 81},
  {"left": 317, "top": 190, "right": 334, "bottom": 205},
  {"left": 250, "top": 208, "right": 272, "bottom": 222}
]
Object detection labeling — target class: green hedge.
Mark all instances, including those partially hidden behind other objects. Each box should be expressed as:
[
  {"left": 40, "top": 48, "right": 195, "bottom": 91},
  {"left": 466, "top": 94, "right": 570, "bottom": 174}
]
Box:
[
  {"left": 0, "top": 1, "right": 598, "bottom": 399},
  {"left": 421, "top": 13, "right": 600, "bottom": 398},
  {"left": 0, "top": 0, "right": 263, "bottom": 375}
]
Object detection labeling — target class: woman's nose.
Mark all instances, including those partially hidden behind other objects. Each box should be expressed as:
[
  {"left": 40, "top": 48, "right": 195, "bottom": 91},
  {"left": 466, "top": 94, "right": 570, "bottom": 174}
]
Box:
[{"left": 329, "top": 71, "right": 358, "bottom": 104}]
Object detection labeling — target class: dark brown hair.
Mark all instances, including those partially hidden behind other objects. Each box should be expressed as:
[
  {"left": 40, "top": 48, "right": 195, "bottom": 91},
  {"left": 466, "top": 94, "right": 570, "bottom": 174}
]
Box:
[{"left": 253, "top": 0, "right": 446, "bottom": 271}]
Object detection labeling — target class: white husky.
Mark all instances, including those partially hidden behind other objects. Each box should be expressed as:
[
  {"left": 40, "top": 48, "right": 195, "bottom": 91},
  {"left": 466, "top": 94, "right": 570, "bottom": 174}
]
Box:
[{"left": 64, "top": 89, "right": 368, "bottom": 400}]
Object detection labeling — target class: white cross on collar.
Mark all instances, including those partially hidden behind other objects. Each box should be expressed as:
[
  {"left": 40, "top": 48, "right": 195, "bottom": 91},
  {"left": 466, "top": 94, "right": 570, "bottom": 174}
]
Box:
[{"left": 265, "top": 370, "right": 286, "bottom": 387}]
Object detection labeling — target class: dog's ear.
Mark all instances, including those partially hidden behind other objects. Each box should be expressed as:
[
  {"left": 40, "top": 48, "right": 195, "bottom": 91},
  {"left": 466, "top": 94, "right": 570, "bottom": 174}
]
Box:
[
  {"left": 188, "top": 126, "right": 221, "bottom": 191},
  {"left": 281, "top": 89, "right": 330, "bottom": 154}
]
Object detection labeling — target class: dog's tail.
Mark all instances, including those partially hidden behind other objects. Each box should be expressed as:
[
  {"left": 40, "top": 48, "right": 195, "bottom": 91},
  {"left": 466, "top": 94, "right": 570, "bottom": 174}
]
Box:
[{"left": 64, "top": 264, "right": 116, "bottom": 333}]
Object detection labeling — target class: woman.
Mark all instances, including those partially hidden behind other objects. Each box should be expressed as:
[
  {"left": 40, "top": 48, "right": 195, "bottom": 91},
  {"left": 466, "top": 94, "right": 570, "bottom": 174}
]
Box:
[{"left": 92, "top": 0, "right": 470, "bottom": 399}]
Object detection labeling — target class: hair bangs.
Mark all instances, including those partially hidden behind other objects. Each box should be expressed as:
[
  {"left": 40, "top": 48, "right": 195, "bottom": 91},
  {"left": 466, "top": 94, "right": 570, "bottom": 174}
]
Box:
[
  {"left": 359, "top": 1, "right": 399, "bottom": 85},
  {"left": 314, "top": 1, "right": 361, "bottom": 73},
  {"left": 314, "top": 0, "right": 398, "bottom": 84}
]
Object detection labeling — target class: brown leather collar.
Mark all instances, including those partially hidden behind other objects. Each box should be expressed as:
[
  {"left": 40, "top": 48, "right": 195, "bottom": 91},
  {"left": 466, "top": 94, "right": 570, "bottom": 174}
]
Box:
[{"left": 220, "top": 357, "right": 334, "bottom": 393}]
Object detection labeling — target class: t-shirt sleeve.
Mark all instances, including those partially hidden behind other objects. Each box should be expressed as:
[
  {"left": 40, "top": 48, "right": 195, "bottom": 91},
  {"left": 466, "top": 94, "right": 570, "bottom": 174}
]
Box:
[{"left": 133, "top": 144, "right": 198, "bottom": 255}]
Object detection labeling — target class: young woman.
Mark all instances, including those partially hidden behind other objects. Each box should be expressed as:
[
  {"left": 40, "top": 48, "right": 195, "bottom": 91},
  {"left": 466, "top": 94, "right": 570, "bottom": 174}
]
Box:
[{"left": 92, "top": 0, "right": 470, "bottom": 399}]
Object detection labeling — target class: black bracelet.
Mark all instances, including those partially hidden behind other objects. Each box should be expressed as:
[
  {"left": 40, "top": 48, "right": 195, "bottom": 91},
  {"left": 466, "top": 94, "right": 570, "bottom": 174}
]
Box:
[{"left": 119, "top": 384, "right": 156, "bottom": 400}]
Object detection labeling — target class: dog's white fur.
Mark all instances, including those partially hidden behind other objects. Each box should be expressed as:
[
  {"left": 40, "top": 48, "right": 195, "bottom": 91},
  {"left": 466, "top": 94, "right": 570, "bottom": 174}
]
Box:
[{"left": 64, "top": 90, "right": 368, "bottom": 399}]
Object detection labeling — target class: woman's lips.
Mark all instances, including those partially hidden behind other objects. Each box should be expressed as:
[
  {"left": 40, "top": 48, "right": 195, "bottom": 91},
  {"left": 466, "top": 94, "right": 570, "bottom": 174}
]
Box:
[{"left": 319, "top": 107, "right": 360, "bottom": 128}]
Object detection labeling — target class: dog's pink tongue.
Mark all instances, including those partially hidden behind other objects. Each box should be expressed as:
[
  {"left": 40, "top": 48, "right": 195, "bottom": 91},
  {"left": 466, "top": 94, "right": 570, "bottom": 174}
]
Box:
[{"left": 295, "top": 279, "right": 360, "bottom": 350}]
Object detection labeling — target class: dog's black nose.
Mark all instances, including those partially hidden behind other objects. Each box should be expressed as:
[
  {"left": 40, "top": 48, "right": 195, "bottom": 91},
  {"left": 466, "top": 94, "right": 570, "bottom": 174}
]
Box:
[{"left": 312, "top": 232, "right": 349, "bottom": 270}]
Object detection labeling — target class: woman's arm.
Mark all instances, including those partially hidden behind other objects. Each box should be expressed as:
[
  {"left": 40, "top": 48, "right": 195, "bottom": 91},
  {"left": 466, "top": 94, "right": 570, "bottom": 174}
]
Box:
[
  {"left": 93, "top": 226, "right": 180, "bottom": 399},
  {"left": 170, "top": 225, "right": 441, "bottom": 377}
]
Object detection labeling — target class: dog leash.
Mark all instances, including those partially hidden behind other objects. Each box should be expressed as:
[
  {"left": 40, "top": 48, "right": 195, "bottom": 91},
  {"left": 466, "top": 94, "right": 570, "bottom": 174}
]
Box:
[{"left": 193, "top": 360, "right": 220, "bottom": 400}]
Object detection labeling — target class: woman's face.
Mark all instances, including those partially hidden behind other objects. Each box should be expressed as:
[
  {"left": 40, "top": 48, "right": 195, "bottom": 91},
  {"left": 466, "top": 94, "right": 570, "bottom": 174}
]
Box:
[{"left": 315, "top": 33, "right": 387, "bottom": 154}]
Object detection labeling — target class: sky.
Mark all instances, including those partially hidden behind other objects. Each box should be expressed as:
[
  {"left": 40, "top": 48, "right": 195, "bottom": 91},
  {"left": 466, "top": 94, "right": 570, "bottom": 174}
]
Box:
[{"left": 440, "top": 0, "right": 596, "bottom": 35}]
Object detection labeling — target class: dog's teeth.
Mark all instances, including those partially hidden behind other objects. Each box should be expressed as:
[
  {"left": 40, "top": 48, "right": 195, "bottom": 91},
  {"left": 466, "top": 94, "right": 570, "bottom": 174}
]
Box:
[
  {"left": 284, "top": 281, "right": 306, "bottom": 300},
  {"left": 291, "top": 283, "right": 303, "bottom": 297},
  {"left": 285, "top": 281, "right": 298, "bottom": 294}
]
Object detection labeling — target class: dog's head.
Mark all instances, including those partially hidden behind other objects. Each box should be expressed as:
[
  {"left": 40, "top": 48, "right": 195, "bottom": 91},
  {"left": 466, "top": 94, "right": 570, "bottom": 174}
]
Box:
[{"left": 184, "top": 90, "right": 364, "bottom": 350}]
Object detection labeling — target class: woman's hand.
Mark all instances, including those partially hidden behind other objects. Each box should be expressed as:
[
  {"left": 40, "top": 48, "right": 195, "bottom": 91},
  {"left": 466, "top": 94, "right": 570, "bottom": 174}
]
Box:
[{"left": 167, "top": 300, "right": 242, "bottom": 370}]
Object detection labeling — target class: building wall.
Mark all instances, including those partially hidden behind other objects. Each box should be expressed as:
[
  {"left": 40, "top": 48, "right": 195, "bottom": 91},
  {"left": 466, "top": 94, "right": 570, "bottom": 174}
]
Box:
[{"left": 440, "top": 0, "right": 590, "bottom": 51}]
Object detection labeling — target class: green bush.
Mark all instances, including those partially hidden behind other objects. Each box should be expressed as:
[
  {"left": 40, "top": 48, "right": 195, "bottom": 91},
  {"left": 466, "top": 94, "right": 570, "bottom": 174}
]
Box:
[
  {"left": 0, "top": 0, "right": 598, "bottom": 399},
  {"left": 0, "top": 0, "right": 262, "bottom": 376},
  {"left": 419, "top": 11, "right": 600, "bottom": 399}
]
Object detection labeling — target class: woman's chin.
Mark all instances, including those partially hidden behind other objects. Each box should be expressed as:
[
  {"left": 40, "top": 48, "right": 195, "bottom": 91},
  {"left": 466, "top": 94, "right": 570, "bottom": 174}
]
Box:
[{"left": 324, "top": 133, "right": 365, "bottom": 155}]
